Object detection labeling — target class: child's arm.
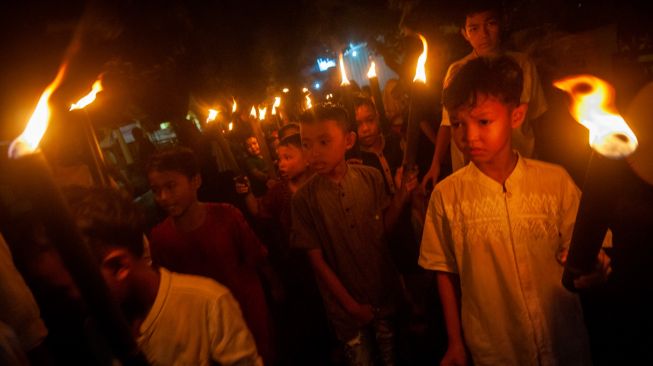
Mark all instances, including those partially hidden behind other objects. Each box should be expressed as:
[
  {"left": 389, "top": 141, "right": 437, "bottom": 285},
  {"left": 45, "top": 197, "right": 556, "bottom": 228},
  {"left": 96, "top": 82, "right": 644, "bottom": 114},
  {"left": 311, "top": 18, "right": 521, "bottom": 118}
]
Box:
[
  {"left": 383, "top": 166, "right": 418, "bottom": 233},
  {"left": 437, "top": 271, "right": 469, "bottom": 366},
  {"left": 307, "top": 248, "right": 374, "bottom": 326},
  {"left": 235, "top": 177, "right": 260, "bottom": 217}
]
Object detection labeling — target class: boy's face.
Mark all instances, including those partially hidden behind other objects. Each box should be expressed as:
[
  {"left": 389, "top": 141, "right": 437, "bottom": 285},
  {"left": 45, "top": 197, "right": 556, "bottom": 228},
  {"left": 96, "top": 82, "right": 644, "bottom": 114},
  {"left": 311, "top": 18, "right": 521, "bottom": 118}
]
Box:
[
  {"left": 355, "top": 104, "right": 382, "bottom": 148},
  {"left": 245, "top": 137, "right": 261, "bottom": 156},
  {"left": 276, "top": 144, "right": 308, "bottom": 180},
  {"left": 300, "top": 120, "right": 355, "bottom": 176},
  {"left": 450, "top": 93, "right": 526, "bottom": 168},
  {"left": 148, "top": 169, "right": 201, "bottom": 218},
  {"left": 462, "top": 10, "right": 501, "bottom": 56}
]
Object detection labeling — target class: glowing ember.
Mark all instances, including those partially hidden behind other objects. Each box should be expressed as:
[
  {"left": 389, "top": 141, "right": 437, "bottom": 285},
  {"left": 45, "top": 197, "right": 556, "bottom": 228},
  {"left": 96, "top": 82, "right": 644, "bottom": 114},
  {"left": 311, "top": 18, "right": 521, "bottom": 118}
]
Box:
[
  {"left": 207, "top": 109, "right": 219, "bottom": 123},
  {"left": 70, "top": 79, "right": 103, "bottom": 111},
  {"left": 339, "top": 52, "right": 350, "bottom": 86},
  {"left": 302, "top": 87, "right": 309, "bottom": 93},
  {"left": 232, "top": 98, "right": 237, "bottom": 113},
  {"left": 305, "top": 95, "right": 312, "bottom": 110},
  {"left": 282, "top": 88, "right": 290, "bottom": 93},
  {"left": 367, "top": 61, "right": 377, "bottom": 79},
  {"left": 413, "top": 34, "right": 428, "bottom": 83},
  {"left": 554, "top": 75, "right": 639, "bottom": 158},
  {"left": 250, "top": 106, "right": 257, "bottom": 119},
  {"left": 10, "top": 65, "right": 67, "bottom": 158},
  {"left": 228, "top": 121, "right": 233, "bottom": 131},
  {"left": 258, "top": 106, "right": 267, "bottom": 121}
]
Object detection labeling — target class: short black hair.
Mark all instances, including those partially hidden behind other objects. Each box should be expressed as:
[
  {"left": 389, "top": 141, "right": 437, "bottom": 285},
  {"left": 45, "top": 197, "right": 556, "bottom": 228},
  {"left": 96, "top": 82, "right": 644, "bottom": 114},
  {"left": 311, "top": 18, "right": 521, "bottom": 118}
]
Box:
[
  {"left": 353, "top": 96, "right": 377, "bottom": 115},
  {"left": 443, "top": 56, "right": 523, "bottom": 114},
  {"left": 462, "top": 0, "right": 502, "bottom": 25},
  {"left": 278, "top": 123, "right": 300, "bottom": 140},
  {"left": 278, "top": 133, "right": 301, "bottom": 149},
  {"left": 64, "top": 187, "right": 144, "bottom": 260},
  {"left": 146, "top": 147, "right": 199, "bottom": 178},
  {"left": 299, "top": 102, "right": 351, "bottom": 133}
]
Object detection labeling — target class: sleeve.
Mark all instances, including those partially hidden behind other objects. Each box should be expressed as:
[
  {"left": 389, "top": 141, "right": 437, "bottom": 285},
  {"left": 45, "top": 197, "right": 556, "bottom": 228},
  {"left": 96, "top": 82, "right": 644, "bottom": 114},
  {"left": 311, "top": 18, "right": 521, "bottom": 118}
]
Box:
[
  {"left": 371, "top": 168, "right": 391, "bottom": 212},
  {"left": 418, "top": 188, "right": 458, "bottom": 273},
  {"left": 209, "top": 290, "right": 263, "bottom": 366},
  {"left": 0, "top": 234, "right": 48, "bottom": 351},
  {"left": 290, "top": 191, "right": 322, "bottom": 250},
  {"left": 557, "top": 169, "right": 582, "bottom": 251},
  {"left": 230, "top": 206, "right": 268, "bottom": 267},
  {"left": 440, "top": 64, "right": 457, "bottom": 127}
]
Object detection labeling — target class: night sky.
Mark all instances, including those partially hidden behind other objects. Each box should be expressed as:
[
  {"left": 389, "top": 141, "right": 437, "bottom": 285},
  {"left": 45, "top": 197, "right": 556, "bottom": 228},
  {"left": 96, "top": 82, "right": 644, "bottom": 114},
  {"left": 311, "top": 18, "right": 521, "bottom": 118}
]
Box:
[{"left": 0, "top": 0, "right": 650, "bottom": 138}]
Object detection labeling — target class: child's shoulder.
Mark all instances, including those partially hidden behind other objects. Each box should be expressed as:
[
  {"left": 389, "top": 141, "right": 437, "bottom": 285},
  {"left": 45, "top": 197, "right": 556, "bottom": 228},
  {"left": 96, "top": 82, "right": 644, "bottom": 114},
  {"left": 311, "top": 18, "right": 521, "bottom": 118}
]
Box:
[
  {"left": 521, "top": 158, "right": 574, "bottom": 183},
  {"left": 168, "top": 269, "right": 231, "bottom": 300}
]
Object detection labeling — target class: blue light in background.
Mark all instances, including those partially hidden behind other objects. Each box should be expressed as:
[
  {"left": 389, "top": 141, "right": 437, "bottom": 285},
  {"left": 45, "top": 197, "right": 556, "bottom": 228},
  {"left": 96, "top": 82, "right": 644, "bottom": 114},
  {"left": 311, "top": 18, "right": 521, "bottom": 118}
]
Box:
[
  {"left": 313, "top": 82, "right": 321, "bottom": 89},
  {"left": 317, "top": 58, "right": 336, "bottom": 72}
]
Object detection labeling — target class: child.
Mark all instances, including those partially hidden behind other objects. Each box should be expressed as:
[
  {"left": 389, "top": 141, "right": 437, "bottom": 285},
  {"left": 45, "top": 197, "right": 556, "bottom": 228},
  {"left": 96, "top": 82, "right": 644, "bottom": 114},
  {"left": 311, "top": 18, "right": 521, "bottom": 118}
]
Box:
[
  {"left": 291, "top": 103, "right": 417, "bottom": 365},
  {"left": 421, "top": 0, "right": 547, "bottom": 189},
  {"left": 244, "top": 136, "right": 274, "bottom": 196},
  {"left": 419, "top": 56, "right": 591, "bottom": 365},
  {"left": 146, "top": 147, "right": 273, "bottom": 363},
  {"left": 64, "top": 187, "right": 261, "bottom": 366}
]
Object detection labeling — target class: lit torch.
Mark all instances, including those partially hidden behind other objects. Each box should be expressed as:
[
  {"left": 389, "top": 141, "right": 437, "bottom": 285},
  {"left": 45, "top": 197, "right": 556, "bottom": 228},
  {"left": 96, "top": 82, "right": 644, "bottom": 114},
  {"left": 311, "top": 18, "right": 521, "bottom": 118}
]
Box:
[
  {"left": 366, "top": 60, "right": 388, "bottom": 131},
  {"left": 231, "top": 98, "right": 238, "bottom": 113},
  {"left": 250, "top": 106, "right": 257, "bottom": 119},
  {"left": 258, "top": 106, "right": 267, "bottom": 121},
  {"left": 207, "top": 108, "right": 219, "bottom": 123},
  {"left": 339, "top": 52, "right": 350, "bottom": 86},
  {"left": 2, "top": 66, "right": 146, "bottom": 364},
  {"left": 272, "top": 96, "right": 281, "bottom": 115},
  {"left": 69, "top": 77, "right": 109, "bottom": 186},
  {"left": 305, "top": 95, "right": 312, "bottom": 110},
  {"left": 402, "top": 33, "right": 429, "bottom": 171},
  {"left": 555, "top": 75, "right": 639, "bottom": 291}
]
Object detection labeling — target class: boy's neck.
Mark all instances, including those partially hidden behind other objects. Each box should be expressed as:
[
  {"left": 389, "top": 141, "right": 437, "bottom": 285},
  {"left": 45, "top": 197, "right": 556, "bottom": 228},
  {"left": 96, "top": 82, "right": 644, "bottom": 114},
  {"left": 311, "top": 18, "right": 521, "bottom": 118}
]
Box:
[
  {"left": 125, "top": 265, "right": 161, "bottom": 336},
  {"left": 475, "top": 151, "right": 519, "bottom": 185},
  {"left": 174, "top": 201, "right": 206, "bottom": 231},
  {"left": 289, "top": 170, "right": 311, "bottom": 193},
  {"left": 474, "top": 47, "right": 502, "bottom": 58},
  {"left": 364, "top": 135, "right": 384, "bottom": 154},
  {"left": 324, "top": 159, "right": 348, "bottom": 183}
]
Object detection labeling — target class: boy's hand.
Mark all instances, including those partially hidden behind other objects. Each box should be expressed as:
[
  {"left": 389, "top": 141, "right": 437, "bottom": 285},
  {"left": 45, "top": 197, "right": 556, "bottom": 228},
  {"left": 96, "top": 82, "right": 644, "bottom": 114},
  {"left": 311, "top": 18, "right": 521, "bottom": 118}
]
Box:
[
  {"left": 421, "top": 163, "right": 440, "bottom": 192},
  {"left": 574, "top": 249, "right": 612, "bottom": 289},
  {"left": 348, "top": 302, "right": 375, "bottom": 327},
  {"left": 441, "top": 342, "right": 469, "bottom": 366},
  {"left": 394, "top": 166, "right": 419, "bottom": 195}
]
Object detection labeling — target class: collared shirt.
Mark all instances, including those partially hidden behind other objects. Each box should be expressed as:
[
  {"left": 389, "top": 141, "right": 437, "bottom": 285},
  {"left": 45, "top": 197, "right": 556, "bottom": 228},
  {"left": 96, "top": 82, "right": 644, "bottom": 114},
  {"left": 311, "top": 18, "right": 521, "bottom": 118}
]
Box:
[
  {"left": 441, "top": 51, "right": 548, "bottom": 171},
  {"left": 138, "top": 267, "right": 262, "bottom": 366},
  {"left": 360, "top": 134, "right": 404, "bottom": 195},
  {"left": 291, "top": 164, "right": 401, "bottom": 340},
  {"left": 419, "top": 157, "right": 591, "bottom": 365}
]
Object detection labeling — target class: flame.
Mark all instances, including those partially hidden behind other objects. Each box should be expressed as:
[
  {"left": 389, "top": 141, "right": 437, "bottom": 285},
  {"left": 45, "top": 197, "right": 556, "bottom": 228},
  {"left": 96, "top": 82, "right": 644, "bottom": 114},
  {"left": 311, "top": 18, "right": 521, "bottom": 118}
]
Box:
[
  {"left": 250, "top": 106, "right": 257, "bottom": 119},
  {"left": 554, "top": 75, "right": 638, "bottom": 158},
  {"left": 70, "top": 79, "right": 103, "bottom": 111},
  {"left": 302, "top": 87, "right": 309, "bottom": 93},
  {"left": 282, "top": 88, "right": 290, "bottom": 93},
  {"left": 272, "top": 96, "right": 281, "bottom": 115},
  {"left": 367, "top": 61, "right": 377, "bottom": 79},
  {"left": 232, "top": 98, "right": 237, "bottom": 113},
  {"left": 413, "top": 34, "right": 428, "bottom": 83},
  {"left": 207, "top": 108, "right": 218, "bottom": 123},
  {"left": 305, "top": 95, "right": 312, "bottom": 110},
  {"left": 228, "top": 121, "right": 233, "bottom": 131},
  {"left": 339, "top": 52, "right": 350, "bottom": 86},
  {"left": 258, "top": 106, "right": 267, "bottom": 121},
  {"left": 10, "top": 65, "right": 67, "bottom": 158}
]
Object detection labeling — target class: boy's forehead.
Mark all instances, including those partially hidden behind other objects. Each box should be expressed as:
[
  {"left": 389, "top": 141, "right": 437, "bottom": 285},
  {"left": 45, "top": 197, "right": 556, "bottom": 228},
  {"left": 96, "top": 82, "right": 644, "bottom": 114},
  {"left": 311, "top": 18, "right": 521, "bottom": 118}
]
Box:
[
  {"left": 453, "top": 93, "right": 507, "bottom": 118},
  {"left": 301, "top": 119, "right": 346, "bottom": 135}
]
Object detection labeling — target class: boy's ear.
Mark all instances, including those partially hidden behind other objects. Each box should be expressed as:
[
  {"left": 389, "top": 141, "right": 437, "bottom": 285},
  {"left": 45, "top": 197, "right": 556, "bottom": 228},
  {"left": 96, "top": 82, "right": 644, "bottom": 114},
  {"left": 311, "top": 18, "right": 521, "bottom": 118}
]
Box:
[
  {"left": 190, "top": 174, "right": 202, "bottom": 190},
  {"left": 511, "top": 103, "right": 528, "bottom": 129},
  {"left": 345, "top": 131, "right": 357, "bottom": 150},
  {"left": 461, "top": 27, "right": 470, "bottom": 43},
  {"left": 102, "top": 249, "right": 134, "bottom": 282}
]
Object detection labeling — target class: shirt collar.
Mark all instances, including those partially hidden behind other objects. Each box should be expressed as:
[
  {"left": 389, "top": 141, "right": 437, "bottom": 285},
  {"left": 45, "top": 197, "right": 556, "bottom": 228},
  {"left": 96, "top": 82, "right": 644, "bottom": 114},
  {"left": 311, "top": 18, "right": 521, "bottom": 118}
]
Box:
[
  {"left": 467, "top": 152, "right": 525, "bottom": 192},
  {"left": 139, "top": 267, "right": 171, "bottom": 335}
]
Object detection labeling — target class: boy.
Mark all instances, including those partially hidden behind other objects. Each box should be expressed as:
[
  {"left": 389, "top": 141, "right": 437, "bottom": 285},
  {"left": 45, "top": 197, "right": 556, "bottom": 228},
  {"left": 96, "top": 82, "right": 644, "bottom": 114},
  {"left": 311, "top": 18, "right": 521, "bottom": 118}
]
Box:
[
  {"left": 291, "top": 103, "right": 417, "bottom": 365},
  {"left": 244, "top": 136, "right": 275, "bottom": 196},
  {"left": 146, "top": 147, "right": 273, "bottom": 363},
  {"left": 64, "top": 187, "right": 261, "bottom": 366},
  {"left": 419, "top": 56, "right": 591, "bottom": 365},
  {"left": 422, "top": 0, "right": 547, "bottom": 189}
]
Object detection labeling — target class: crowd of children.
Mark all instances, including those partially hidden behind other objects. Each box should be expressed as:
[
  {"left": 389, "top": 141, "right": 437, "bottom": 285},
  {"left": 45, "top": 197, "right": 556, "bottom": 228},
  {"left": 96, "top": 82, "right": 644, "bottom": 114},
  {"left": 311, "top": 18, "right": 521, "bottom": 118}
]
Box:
[{"left": 2, "top": 1, "right": 652, "bottom": 366}]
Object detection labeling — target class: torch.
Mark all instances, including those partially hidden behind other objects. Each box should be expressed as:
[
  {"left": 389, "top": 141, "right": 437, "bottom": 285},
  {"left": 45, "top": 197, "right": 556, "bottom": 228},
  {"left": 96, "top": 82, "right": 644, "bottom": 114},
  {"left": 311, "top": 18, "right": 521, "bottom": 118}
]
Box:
[
  {"left": 554, "top": 75, "right": 639, "bottom": 292},
  {"left": 1, "top": 68, "right": 147, "bottom": 364},
  {"left": 69, "top": 78, "right": 109, "bottom": 186},
  {"left": 247, "top": 105, "right": 277, "bottom": 180},
  {"left": 367, "top": 61, "right": 390, "bottom": 132},
  {"left": 338, "top": 52, "right": 354, "bottom": 119},
  {"left": 271, "top": 96, "right": 282, "bottom": 127},
  {"left": 402, "top": 33, "right": 429, "bottom": 172},
  {"left": 206, "top": 108, "right": 239, "bottom": 172}
]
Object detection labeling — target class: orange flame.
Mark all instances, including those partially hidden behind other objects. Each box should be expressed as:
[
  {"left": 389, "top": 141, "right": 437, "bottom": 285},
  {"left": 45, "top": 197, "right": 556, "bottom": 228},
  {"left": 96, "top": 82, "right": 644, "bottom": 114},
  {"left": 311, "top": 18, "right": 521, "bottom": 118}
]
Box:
[
  {"left": 367, "top": 61, "right": 377, "bottom": 79},
  {"left": 272, "top": 96, "right": 281, "bottom": 115},
  {"left": 70, "top": 79, "right": 103, "bottom": 111},
  {"left": 413, "top": 34, "right": 428, "bottom": 83},
  {"left": 250, "top": 106, "right": 257, "bottom": 119},
  {"left": 228, "top": 121, "right": 234, "bottom": 131},
  {"left": 207, "top": 108, "right": 219, "bottom": 123},
  {"left": 258, "top": 106, "right": 267, "bottom": 121},
  {"left": 10, "top": 65, "right": 67, "bottom": 158},
  {"left": 232, "top": 98, "right": 237, "bottom": 113},
  {"left": 305, "top": 95, "right": 312, "bottom": 110},
  {"left": 554, "top": 75, "right": 638, "bottom": 158},
  {"left": 339, "top": 52, "right": 350, "bottom": 86}
]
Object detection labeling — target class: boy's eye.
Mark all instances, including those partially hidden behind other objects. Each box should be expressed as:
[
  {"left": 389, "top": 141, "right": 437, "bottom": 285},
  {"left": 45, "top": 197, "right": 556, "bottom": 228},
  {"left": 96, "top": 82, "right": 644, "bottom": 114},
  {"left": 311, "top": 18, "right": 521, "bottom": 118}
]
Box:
[{"left": 479, "top": 119, "right": 490, "bottom": 126}]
